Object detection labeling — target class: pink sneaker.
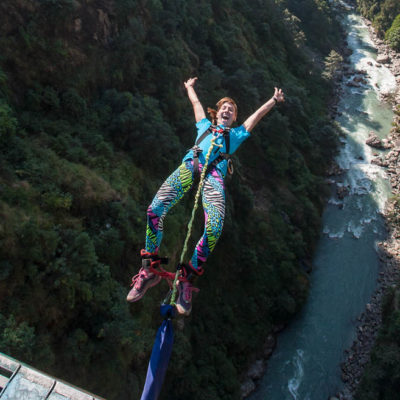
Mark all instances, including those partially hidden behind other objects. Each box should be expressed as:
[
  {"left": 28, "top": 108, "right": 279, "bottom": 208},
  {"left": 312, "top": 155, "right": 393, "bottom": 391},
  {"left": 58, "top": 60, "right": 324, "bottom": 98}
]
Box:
[
  {"left": 175, "top": 280, "right": 199, "bottom": 316},
  {"left": 127, "top": 267, "right": 161, "bottom": 302}
]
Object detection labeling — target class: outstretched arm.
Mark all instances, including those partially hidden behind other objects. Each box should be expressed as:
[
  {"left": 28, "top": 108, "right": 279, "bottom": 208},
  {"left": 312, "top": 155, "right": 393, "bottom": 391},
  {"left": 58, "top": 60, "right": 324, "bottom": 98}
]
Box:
[
  {"left": 243, "top": 88, "right": 285, "bottom": 132},
  {"left": 184, "top": 77, "right": 206, "bottom": 123}
]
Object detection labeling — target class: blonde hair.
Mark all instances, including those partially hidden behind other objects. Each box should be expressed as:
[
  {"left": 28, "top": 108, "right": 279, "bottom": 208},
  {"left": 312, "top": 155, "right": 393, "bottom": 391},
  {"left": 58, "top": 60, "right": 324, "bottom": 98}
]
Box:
[{"left": 207, "top": 97, "right": 238, "bottom": 125}]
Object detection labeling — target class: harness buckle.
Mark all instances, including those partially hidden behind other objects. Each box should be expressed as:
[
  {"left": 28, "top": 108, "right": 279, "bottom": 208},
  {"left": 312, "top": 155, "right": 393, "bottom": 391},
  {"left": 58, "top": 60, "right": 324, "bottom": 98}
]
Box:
[
  {"left": 191, "top": 145, "right": 202, "bottom": 156},
  {"left": 227, "top": 158, "right": 234, "bottom": 175}
]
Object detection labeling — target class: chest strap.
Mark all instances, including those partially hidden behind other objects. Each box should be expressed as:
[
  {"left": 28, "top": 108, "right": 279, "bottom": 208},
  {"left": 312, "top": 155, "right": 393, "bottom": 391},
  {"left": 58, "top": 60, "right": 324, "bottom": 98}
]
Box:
[
  {"left": 195, "top": 125, "right": 230, "bottom": 153},
  {"left": 192, "top": 125, "right": 231, "bottom": 175}
]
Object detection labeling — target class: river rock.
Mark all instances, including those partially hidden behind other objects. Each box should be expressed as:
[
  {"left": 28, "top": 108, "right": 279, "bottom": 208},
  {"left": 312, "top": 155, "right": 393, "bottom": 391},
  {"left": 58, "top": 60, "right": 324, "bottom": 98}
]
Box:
[
  {"left": 247, "top": 360, "right": 265, "bottom": 380},
  {"left": 392, "top": 139, "right": 400, "bottom": 150},
  {"left": 240, "top": 379, "right": 256, "bottom": 398},
  {"left": 337, "top": 185, "right": 350, "bottom": 199},
  {"left": 347, "top": 80, "right": 361, "bottom": 87},
  {"left": 371, "top": 156, "right": 383, "bottom": 166},
  {"left": 377, "top": 53, "right": 391, "bottom": 64},
  {"left": 353, "top": 76, "right": 368, "bottom": 84},
  {"left": 371, "top": 156, "right": 388, "bottom": 167},
  {"left": 327, "top": 162, "right": 345, "bottom": 176},
  {"left": 263, "top": 334, "right": 276, "bottom": 358},
  {"left": 366, "top": 131, "right": 384, "bottom": 148}
]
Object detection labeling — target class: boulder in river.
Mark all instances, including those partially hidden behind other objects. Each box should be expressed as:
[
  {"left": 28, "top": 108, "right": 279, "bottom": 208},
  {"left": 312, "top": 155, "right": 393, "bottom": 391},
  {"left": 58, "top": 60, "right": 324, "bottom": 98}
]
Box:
[
  {"left": 366, "top": 131, "right": 384, "bottom": 149},
  {"left": 337, "top": 185, "right": 350, "bottom": 199},
  {"left": 327, "top": 162, "right": 345, "bottom": 176},
  {"left": 376, "top": 54, "right": 390, "bottom": 64},
  {"left": 347, "top": 80, "right": 361, "bottom": 87},
  {"left": 371, "top": 156, "right": 386, "bottom": 167},
  {"left": 353, "top": 76, "right": 368, "bottom": 84}
]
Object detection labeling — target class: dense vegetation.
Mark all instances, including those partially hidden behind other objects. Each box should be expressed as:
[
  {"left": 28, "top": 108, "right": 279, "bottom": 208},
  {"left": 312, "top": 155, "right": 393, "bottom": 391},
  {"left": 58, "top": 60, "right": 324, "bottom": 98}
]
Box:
[
  {"left": 386, "top": 14, "right": 400, "bottom": 51},
  {"left": 0, "top": 1, "right": 343, "bottom": 399},
  {"left": 356, "top": 0, "right": 400, "bottom": 48}
]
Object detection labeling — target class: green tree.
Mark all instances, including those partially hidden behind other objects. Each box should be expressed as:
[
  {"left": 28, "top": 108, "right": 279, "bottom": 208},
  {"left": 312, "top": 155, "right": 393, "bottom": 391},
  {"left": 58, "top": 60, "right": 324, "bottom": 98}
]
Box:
[
  {"left": 323, "top": 50, "right": 344, "bottom": 80},
  {"left": 386, "top": 14, "right": 400, "bottom": 50}
]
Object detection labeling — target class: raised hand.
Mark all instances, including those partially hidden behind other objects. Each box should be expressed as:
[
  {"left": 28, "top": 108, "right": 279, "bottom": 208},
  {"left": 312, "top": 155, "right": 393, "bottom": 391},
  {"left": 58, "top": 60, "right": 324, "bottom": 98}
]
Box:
[
  {"left": 274, "top": 87, "right": 285, "bottom": 103},
  {"left": 184, "top": 77, "right": 205, "bottom": 122},
  {"left": 184, "top": 77, "right": 198, "bottom": 89}
]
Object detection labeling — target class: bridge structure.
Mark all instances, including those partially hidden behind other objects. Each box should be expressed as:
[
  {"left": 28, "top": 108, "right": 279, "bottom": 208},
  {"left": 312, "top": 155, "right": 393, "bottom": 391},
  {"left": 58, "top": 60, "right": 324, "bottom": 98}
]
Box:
[{"left": 0, "top": 352, "right": 105, "bottom": 400}]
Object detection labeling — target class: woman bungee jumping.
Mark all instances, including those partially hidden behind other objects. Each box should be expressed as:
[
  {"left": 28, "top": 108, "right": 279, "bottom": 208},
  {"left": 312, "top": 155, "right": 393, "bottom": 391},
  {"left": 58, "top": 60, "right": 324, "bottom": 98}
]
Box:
[{"left": 127, "top": 77, "right": 284, "bottom": 315}]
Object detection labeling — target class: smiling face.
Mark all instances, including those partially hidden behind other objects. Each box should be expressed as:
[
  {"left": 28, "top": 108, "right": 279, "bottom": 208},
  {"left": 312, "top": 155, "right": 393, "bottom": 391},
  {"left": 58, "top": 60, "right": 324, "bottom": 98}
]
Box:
[{"left": 216, "top": 99, "right": 237, "bottom": 127}]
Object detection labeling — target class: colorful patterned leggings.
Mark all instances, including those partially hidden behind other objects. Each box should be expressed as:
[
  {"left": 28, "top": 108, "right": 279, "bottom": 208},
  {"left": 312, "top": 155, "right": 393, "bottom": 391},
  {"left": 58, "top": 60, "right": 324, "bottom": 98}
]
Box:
[{"left": 145, "top": 160, "right": 225, "bottom": 273}]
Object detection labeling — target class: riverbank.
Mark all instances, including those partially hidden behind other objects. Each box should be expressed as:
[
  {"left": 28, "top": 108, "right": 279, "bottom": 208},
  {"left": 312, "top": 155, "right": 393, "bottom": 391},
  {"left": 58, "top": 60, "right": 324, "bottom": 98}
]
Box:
[
  {"left": 334, "top": 18, "right": 400, "bottom": 400},
  {"left": 364, "top": 19, "right": 400, "bottom": 105}
]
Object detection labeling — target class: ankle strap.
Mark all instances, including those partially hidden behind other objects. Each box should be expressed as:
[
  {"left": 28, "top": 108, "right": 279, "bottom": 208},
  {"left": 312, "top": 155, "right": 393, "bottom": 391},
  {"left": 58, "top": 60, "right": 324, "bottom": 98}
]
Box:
[
  {"left": 178, "top": 262, "right": 203, "bottom": 281},
  {"left": 140, "top": 249, "right": 169, "bottom": 266}
]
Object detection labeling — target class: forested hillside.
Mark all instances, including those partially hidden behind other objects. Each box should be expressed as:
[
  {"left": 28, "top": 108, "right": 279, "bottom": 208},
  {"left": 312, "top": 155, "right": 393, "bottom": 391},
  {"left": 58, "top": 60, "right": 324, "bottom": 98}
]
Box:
[
  {"left": 0, "top": 1, "right": 343, "bottom": 399},
  {"left": 357, "top": 0, "right": 400, "bottom": 48}
]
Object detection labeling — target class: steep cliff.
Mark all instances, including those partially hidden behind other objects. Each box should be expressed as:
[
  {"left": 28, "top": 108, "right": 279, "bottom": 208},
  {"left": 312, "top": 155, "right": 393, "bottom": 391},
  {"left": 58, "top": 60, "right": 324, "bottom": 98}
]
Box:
[{"left": 0, "top": 1, "right": 343, "bottom": 399}]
